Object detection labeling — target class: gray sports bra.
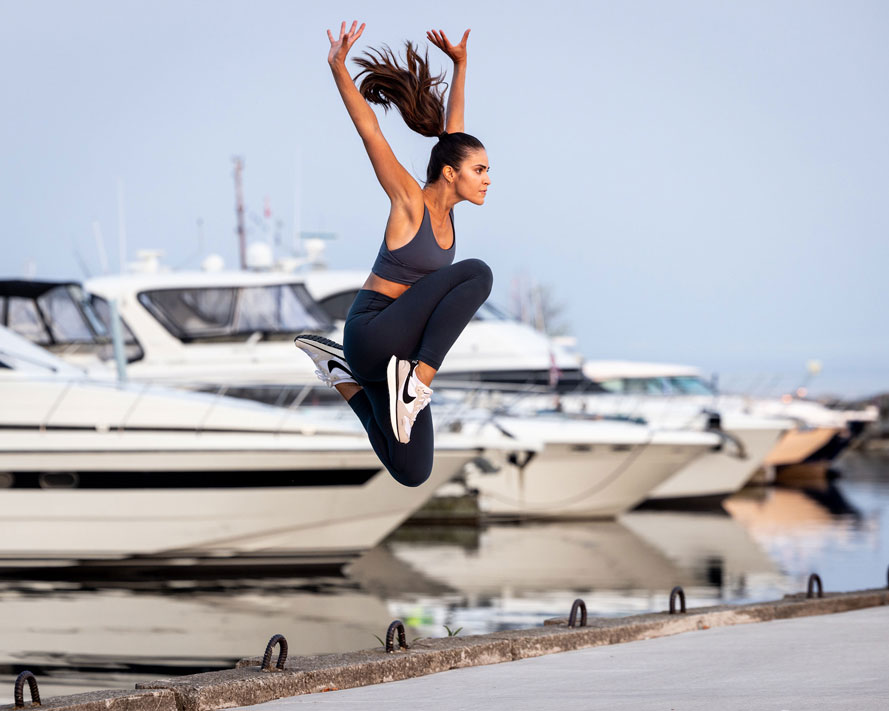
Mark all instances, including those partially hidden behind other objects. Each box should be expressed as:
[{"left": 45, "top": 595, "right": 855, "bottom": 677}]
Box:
[{"left": 371, "top": 205, "right": 456, "bottom": 285}]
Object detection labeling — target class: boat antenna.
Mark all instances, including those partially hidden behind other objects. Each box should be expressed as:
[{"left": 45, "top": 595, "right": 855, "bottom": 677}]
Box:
[
  {"left": 233, "top": 156, "right": 247, "bottom": 270},
  {"left": 71, "top": 244, "right": 92, "bottom": 279},
  {"left": 92, "top": 219, "right": 109, "bottom": 274},
  {"left": 116, "top": 178, "right": 128, "bottom": 273}
]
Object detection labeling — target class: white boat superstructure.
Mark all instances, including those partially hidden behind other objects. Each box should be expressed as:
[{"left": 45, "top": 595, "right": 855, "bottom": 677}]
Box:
[
  {"left": 0, "top": 327, "right": 525, "bottom": 570},
  {"left": 71, "top": 268, "right": 586, "bottom": 397}
]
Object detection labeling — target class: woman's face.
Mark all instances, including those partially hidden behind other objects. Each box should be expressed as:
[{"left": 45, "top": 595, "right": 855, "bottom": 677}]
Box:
[{"left": 452, "top": 148, "right": 491, "bottom": 205}]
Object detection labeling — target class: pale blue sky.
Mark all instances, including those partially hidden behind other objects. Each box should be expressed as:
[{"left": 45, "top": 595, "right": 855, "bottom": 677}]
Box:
[{"left": 1, "top": 1, "right": 887, "bottom": 397}]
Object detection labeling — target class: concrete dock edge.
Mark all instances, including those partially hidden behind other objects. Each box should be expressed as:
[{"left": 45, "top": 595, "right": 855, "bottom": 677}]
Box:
[
  {"left": 0, "top": 687, "right": 176, "bottom": 711},
  {"left": 10, "top": 588, "right": 887, "bottom": 711}
]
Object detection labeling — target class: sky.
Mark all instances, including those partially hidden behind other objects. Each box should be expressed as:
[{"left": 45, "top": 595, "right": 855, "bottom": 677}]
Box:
[{"left": 1, "top": 0, "right": 887, "bottom": 398}]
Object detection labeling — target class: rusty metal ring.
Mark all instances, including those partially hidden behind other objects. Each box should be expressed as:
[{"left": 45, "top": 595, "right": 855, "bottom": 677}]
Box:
[
  {"left": 386, "top": 620, "right": 408, "bottom": 653},
  {"left": 14, "top": 671, "right": 40, "bottom": 708},
  {"left": 261, "top": 634, "right": 288, "bottom": 671},
  {"left": 568, "top": 598, "right": 587, "bottom": 628},
  {"left": 806, "top": 573, "right": 823, "bottom": 599},
  {"left": 669, "top": 586, "right": 686, "bottom": 614}
]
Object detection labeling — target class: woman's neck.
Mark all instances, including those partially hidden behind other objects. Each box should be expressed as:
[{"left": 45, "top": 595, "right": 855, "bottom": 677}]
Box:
[{"left": 422, "top": 182, "right": 457, "bottom": 215}]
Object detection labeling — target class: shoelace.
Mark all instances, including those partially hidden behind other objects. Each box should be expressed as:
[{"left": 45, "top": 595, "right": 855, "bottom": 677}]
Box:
[
  {"left": 314, "top": 368, "right": 335, "bottom": 388},
  {"left": 413, "top": 384, "right": 433, "bottom": 413},
  {"left": 402, "top": 384, "right": 433, "bottom": 439}
]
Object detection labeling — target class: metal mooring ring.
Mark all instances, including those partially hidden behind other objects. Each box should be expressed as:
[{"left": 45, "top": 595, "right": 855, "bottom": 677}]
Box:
[
  {"left": 14, "top": 671, "right": 40, "bottom": 708},
  {"left": 669, "top": 586, "right": 686, "bottom": 614},
  {"left": 261, "top": 634, "right": 288, "bottom": 671},
  {"left": 568, "top": 598, "right": 587, "bottom": 628},
  {"left": 386, "top": 620, "right": 408, "bottom": 653},
  {"left": 807, "top": 573, "right": 823, "bottom": 599}
]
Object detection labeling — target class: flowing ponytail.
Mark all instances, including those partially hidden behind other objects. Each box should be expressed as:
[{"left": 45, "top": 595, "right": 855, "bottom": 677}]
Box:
[
  {"left": 354, "top": 41, "right": 485, "bottom": 185},
  {"left": 354, "top": 42, "right": 446, "bottom": 138}
]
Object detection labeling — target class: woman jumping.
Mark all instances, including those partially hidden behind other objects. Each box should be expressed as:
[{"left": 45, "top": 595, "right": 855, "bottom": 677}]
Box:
[{"left": 295, "top": 21, "right": 492, "bottom": 488}]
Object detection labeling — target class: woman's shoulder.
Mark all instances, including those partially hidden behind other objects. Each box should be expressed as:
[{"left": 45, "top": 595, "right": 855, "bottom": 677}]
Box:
[{"left": 385, "top": 191, "right": 428, "bottom": 249}]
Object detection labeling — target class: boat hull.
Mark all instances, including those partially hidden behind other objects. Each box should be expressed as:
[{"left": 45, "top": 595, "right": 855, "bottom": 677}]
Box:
[
  {"left": 0, "top": 429, "right": 480, "bottom": 568},
  {"left": 647, "top": 425, "right": 788, "bottom": 502},
  {"left": 463, "top": 419, "right": 716, "bottom": 520}
]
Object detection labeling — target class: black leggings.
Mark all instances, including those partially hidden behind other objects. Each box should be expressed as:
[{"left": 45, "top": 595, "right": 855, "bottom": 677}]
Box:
[{"left": 342, "top": 258, "right": 493, "bottom": 487}]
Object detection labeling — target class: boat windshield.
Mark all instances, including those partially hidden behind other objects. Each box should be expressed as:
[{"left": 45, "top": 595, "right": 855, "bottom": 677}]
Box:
[
  {"left": 0, "top": 281, "right": 143, "bottom": 362},
  {"left": 473, "top": 302, "right": 512, "bottom": 321},
  {"left": 137, "top": 284, "right": 332, "bottom": 342},
  {"left": 316, "top": 292, "right": 513, "bottom": 324},
  {"left": 596, "top": 375, "right": 715, "bottom": 396}
]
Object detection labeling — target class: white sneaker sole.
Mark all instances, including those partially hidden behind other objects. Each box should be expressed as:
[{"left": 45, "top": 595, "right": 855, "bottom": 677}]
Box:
[
  {"left": 293, "top": 334, "right": 345, "bottom": 360},
  {"left": 387, "top": 355, "right": 403, "bottom": 443}
]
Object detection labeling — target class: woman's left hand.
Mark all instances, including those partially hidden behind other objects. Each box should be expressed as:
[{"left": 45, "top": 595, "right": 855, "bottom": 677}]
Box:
[{"left": 426, "top": 28, "right": 470, "bottom": 64}]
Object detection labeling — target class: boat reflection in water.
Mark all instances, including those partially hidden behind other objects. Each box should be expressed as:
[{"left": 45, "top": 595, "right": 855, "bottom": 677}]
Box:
[
  {"left": 0, "top": 556, "right": 430, "bottom": 702},
  {"left": 723, "top": 479, "right": 885, "bottom": 593},
  {"left": 376, "top": 510, "right": 783, "bottom": 637}
]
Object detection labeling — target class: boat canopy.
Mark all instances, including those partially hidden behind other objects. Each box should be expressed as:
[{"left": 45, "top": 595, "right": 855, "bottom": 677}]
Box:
[{"left": 0, "top": 280, "right": 142, "bottom": 361}]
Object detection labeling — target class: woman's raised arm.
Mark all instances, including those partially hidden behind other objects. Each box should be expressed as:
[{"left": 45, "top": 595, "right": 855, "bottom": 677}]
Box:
[
  {"left": 427, "top": 29, "right": 470, "bottom": 133},
  {"left": 327, "top": 21, "right": 418, "bottom": 204}
]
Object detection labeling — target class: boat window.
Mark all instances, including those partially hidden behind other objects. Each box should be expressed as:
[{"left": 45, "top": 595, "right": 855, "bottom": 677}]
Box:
[
  {"left": 667, "top": 376, "right": 715, "bottom": 395},
  {"left": 596, "top": 378, "right": 624, "bottom": 393},
  {"left": 318, "top": 290, "right": 360, "bottom": 322},
  {"left": 36, "top": 285, "right": 95, "bottom": 342},
  {"left": 3, "top": 296, "right": 51, "bottom": 344},
  {"left": 138, "top": 284, "right": 332, "bottom": 342},
  {"left": 612, "top": 376, "right": 714, "bottom": 396},
  {"left": 624, "top": 377, "right": 670, "bottom": 395}
]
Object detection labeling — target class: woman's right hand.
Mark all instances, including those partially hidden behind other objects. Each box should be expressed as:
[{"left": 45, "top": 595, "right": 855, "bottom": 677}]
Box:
[{"left": 327, "top": 20, "right": 365, "bottom": 67}]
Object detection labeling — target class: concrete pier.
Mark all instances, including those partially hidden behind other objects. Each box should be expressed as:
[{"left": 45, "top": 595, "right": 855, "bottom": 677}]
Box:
[{"left": 230, "top": 605, "right": 889, "bottom": 710}]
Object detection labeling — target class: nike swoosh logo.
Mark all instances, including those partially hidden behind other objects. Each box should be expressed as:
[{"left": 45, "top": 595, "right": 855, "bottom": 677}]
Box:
[
  {"left": 402, "top": 362, "right": 416, "bottom": 404},
  {"left": 328, "top": 360, "right": 353, "bottom": 377}
]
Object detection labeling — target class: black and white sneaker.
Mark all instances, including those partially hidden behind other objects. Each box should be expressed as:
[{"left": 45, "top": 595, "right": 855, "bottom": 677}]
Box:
[
  {"left": 294, "top": 334, "right": 357, "bottom": 388},
  {"left": 387, "top": 356, "right": 433, "bottom": 444}
]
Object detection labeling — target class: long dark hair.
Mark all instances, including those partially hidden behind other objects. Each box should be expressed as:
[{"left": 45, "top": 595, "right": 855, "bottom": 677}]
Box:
[{"left": 354, "top": 41, "right": 485, "bottom": 185}]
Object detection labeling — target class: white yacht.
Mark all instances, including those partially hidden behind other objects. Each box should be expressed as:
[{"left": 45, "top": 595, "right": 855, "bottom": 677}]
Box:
[{"left": 0, "top": 327, "right": 523, "bottom": 571}]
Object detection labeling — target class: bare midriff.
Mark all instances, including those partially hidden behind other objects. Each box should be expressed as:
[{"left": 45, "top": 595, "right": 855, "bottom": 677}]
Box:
[{"left": 362, "top": 272, "right": 411, "bottom": 299}]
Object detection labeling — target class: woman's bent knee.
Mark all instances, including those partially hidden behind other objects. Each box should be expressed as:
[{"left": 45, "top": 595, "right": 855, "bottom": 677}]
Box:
[
  {"left": 388, "top": 463, "right": 432, "bottom": 488},
  {"left": 459, "top": 258, "right": 493, "bottom": 295}
]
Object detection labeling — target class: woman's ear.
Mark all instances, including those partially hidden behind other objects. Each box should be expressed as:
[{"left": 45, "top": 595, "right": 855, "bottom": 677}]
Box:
[{"left": 444, "top": 166, "right": 455, "bottom": 184}]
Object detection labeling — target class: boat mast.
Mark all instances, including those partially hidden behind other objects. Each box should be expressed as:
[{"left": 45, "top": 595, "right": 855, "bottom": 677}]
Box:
[{"left": 233, "top": 157, "right": 247, "bottom": 270}]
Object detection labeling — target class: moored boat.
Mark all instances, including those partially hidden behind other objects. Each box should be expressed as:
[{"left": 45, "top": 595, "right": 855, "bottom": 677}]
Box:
[{"left": 0, "top": 327, "right": 526, "bottom": 571}]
